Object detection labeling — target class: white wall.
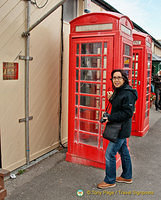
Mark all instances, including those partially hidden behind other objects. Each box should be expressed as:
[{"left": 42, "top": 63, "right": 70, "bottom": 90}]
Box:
[{"left": 0, "top": 0, "right": 62, "bottom": 170}]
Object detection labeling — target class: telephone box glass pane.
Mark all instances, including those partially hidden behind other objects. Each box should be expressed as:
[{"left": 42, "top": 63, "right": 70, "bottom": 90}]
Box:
[
  {"left": 76, "top": 69, "right": 79, "bottom": 80},
  {"left": 132, "top": 70, "right": 134, "bottom": 77},
  {"left": 81, "top": 43, "right": 102, "bottom": 54},
  {"left": 80, "top": 96, "right": 100, "bottom": 108},
  {"left": 101, "top": 124, "right": 106, "bottom": 135},
  {"left": 74, "top": 131, "right": 77, "bottom": 143},
  {"left": 132, "top": 62, "right": 135, "bottom": 69},
  {"left": 100, "top": 137, "right": 103, "bottom": 148},
  {"left": 104, "top": 57, "right": 107, "bottom": 68},
  {"left": 76, "top": 57, "right": 79, "bottom": 67},
  {"left": 102, "top": 84, "right": 106, "bottom": 96},
  {"left": 104, "top": 42, "right": 107, "bottom": 54},
  {"left": 80, "top": 83, "right": 101, "bottom": 95},
  {"left": 77, "top": 44, "right": 79, "bottom": 54},
  {"left": 79, "top": 133, "right": 98, "bottom": 147},
  {"left": 75, "top": 119, "right": 77, "bottom": 129},
  {"left": 80, "top": 108, "right": 99, "bottom": 120},
  {"left": 103, "top": 71, "right": 106, "bottom": 82},
  {"left": 75, "top": 107, "right": 78, "bottom": 117},
  {"left": 135, "top": 71, "right": 138, "bottom": 77},
  {"left": 80, "top": 121, "right": 99, "bottom": 134},
  {"left": 102, "top": 98, "right": 105, "bottom": 109},
  {"left": 124, "top": 57, "right": 130, "bottom": 68},
  {"left": 80, "top": 70, "right": 101, "bottom": 81},
  {"left": 81, "top": 57, "right": 101, "bottom": 68},
  {"left": 135, "top": 63, "right": 138, "bottom": 70},
  {"left": 124, "top": 44, "right": 131, "bottom": 56},
  {"left": 75, "top": 95, "right": 78, "bottom": 105},
  {"left": 76, "top": 82, "right": 78, "bottom": 92}
]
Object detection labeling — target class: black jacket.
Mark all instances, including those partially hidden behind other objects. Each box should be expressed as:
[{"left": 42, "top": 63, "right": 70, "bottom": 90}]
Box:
[
  {"left": 153, "top": 75, "right": 161, "bottom": 89},
  {"left": 108, "top": 83, "right": 138, "bottom": 138}
]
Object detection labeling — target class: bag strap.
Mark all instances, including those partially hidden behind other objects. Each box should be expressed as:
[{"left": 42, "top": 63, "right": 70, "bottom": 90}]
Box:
[
  {"left": 105, "top": 90, "right": 116, "bottom": 113},
  {"left": 105, "top": 102, "right": 112, "bottom": 113}
]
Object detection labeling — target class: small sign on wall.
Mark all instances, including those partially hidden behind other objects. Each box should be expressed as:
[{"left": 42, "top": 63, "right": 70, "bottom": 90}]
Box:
[{"left": 3, "top": 62, "right": 18, "bottom": 80}]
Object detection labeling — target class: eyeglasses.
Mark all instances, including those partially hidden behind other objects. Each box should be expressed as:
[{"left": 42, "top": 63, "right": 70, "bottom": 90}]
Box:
[{"left": 112, "top": 76, "right": 123, "bottom": 81}]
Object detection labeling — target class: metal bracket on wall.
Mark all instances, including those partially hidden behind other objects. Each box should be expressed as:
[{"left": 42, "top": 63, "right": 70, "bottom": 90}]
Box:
[
  {"left": 19, "top": 55, "right": 33, "bottom": 61},
  {"left": 19, "top": 116, "right": 33, "bottom": 123},
  {"left": 21, "top": 32, "right": 30, "bottom": 38}
]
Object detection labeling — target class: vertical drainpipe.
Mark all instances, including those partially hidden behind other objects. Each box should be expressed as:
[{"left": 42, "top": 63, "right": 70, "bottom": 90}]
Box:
[
  {"left": 25, "top": 0, "right": 30, "bottom": 165},
  {"left": 59, "top": 5, "right": 66, "bottom": 148}
]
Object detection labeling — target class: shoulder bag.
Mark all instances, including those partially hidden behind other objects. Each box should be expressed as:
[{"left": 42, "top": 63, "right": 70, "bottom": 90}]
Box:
[{"left": 102, "top": 103, "right": 122, "bottom": 143}]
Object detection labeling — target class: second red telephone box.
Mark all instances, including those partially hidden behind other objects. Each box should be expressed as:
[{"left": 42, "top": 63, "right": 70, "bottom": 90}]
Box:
[
  {"left": 132, "top": 30, "right": 152, "bottom": 137},
  {"left": 66, "top": 12, "right": 133, "bottom": 169}
]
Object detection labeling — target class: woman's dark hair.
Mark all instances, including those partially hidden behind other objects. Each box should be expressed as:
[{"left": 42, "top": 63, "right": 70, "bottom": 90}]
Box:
[{"left": 111, "top": 69, "right": 129, "bottom": 86}]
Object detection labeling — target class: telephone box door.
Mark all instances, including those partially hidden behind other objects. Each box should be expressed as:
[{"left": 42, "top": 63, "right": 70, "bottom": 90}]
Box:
[
  {"left": 67, "top": 37, "right": 114, "bottom": 167},
  {"left": 132, "top": 48, "right": 142, "bottom": 132},
  {"left": 132, "top": 46, "right": 151, "bottom": 136}
]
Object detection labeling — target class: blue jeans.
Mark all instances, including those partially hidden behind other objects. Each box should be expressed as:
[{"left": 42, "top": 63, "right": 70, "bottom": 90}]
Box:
[
  {"left": 104, "top": 138, "right": 132, "bottom": 184},
  {"left": 155, "top": 88, "right": 161, "bottom": 109}
]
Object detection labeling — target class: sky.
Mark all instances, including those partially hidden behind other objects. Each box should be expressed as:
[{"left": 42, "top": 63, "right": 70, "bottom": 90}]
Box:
[{"left": 105, "top": 0, "right": 161, "bottom": 40}]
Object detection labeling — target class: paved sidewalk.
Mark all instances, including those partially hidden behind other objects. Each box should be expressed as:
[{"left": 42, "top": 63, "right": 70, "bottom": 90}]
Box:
[{"left": 5, "top": 106, "right": 161, "bottom": 200}]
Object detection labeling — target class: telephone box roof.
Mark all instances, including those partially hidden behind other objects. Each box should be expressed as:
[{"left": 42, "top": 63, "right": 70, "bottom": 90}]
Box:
[
  {"left": 133, "top": 30, "right": 152, "bottom": 41},
  {"left": 71, "top": 11, "right": 133, "bottom": 27}
]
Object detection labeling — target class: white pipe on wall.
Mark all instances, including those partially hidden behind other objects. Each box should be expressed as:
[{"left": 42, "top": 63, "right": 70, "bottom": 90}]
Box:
[{"left": 25, "top": 0, "right": 31, "bottom": 165}]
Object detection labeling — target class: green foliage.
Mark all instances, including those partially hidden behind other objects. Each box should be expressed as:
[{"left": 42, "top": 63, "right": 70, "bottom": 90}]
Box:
[{"left": 17, "top": 169, "right": 25, "bottom": 175}]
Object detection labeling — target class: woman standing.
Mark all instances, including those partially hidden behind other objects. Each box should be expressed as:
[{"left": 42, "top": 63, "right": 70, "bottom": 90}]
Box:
[
  {"left": 97, "top": 69, "right": 138, "bottom": 189},
  {"left": 153, "top": 70, "right": 161, "bottom": 111}
]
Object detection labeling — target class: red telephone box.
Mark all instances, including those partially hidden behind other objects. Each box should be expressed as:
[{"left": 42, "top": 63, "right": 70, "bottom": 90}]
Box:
[
  {"left": 132, "top": 30, "right": 152, "bottom": 137},
  {"left": 66, "top": 12, "right": 133, "bottom": 169}
]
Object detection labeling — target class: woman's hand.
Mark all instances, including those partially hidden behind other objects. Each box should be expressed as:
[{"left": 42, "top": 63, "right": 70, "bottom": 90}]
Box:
[
  {"left": 107, "top": 91, "right": 113, "bottom": 100},
  {"left": 103, "top": 117, "right": 109, "bottom": 122}
]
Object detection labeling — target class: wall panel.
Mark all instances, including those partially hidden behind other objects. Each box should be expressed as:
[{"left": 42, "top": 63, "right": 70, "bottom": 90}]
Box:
[
  {"left": 29, "top": 7, "right": 61, "bottom": 161},
  {"left": 0, "top": 0, "right": 62, "bottom": 170}
]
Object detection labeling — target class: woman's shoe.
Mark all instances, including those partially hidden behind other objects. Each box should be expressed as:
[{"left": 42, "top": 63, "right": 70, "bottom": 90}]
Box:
[
  {"left": 97, "top": 181, "right": 116, "bottom": 189},
  {"left": 116, "top": 176, "right": 133, "bottom": 184}
]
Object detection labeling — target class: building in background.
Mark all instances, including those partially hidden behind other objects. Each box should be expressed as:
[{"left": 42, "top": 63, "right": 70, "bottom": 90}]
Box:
[{"left": 152, "top": 54, "right": 161, "bottom": 76}]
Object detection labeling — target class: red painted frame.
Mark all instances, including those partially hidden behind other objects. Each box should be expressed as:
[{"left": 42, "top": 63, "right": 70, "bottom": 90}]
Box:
[
  {"left": 66, "top": 12, "right": 133, "bottom": 169},
  {"left": 132, "top": 30, "right": 152, "bottom": 137}
]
